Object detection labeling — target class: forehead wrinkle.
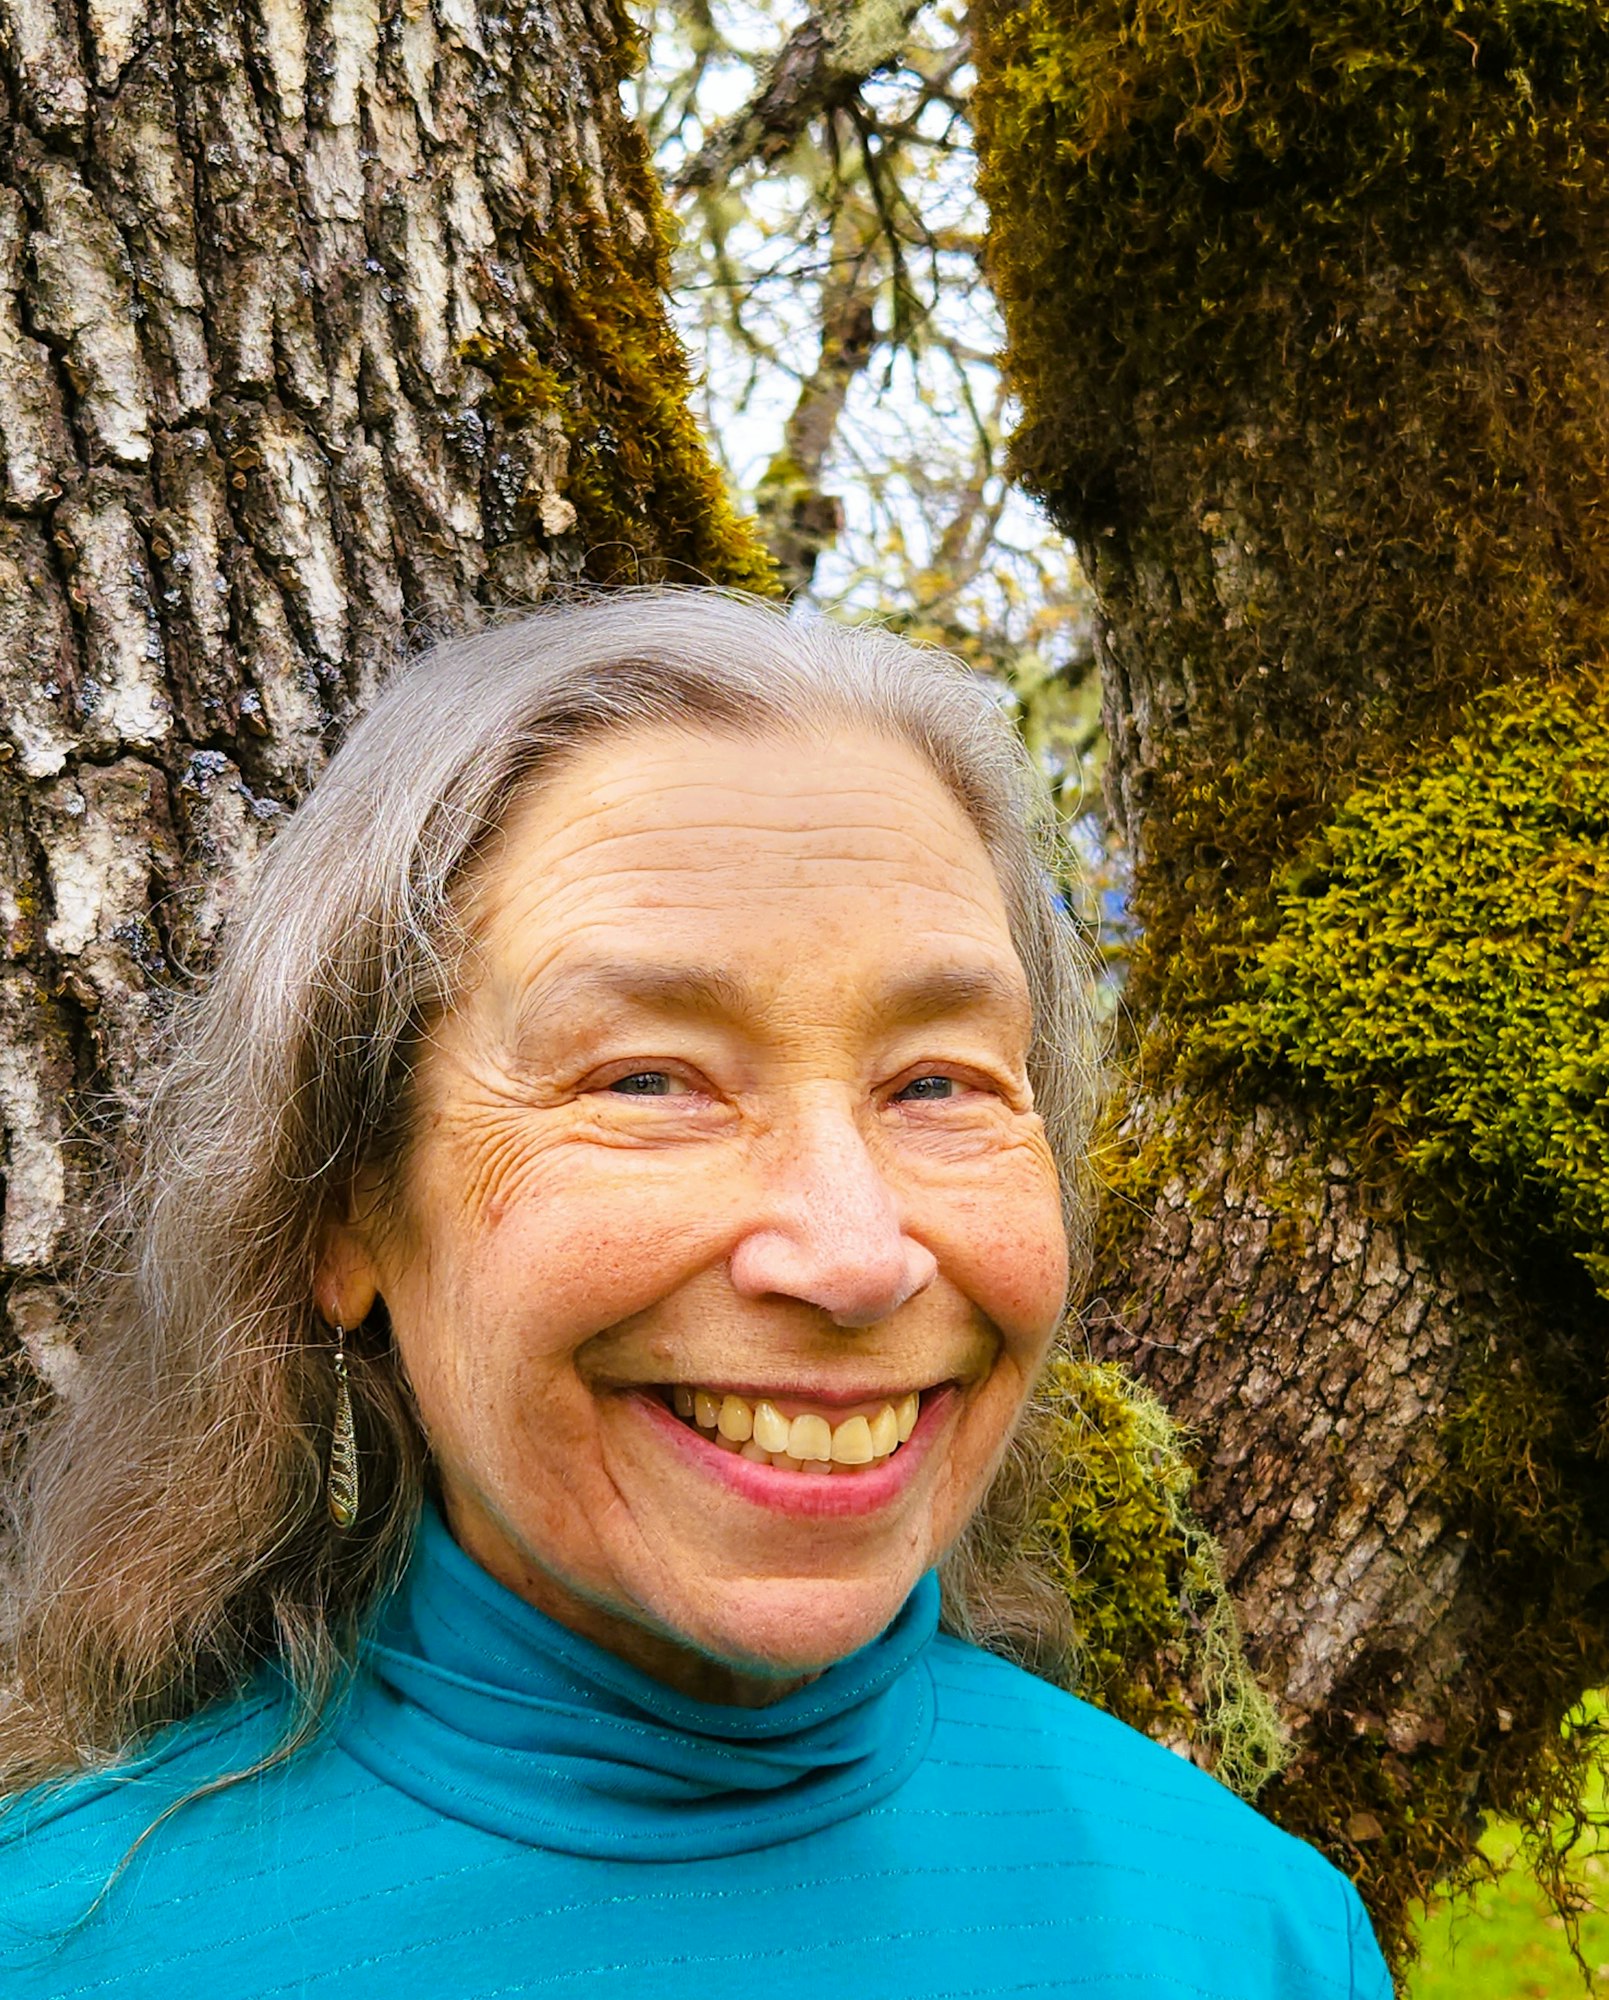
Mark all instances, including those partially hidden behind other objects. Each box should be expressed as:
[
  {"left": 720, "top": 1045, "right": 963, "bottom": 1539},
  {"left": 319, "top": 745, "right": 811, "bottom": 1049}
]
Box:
[
  {"left": 503, "top": 746, "right": 991, "bottom": 871},
  {"left": 521, "top": 819, "right": 981, "bottom": 882}
]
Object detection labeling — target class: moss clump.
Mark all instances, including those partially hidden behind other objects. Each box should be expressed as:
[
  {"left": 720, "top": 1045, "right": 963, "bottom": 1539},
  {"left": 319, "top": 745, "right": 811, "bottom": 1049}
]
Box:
[
  {"left": 1205, "top": 672, "right": 1609, "bottom": 1298},
  {"left": 974, "top": 0, "right": 1609, "bottom": 543},
  {"left": 1034, "top": 1355, "right": 1289, "bottom": 1799},
  {"left": 464, "top": 143, "right": 774, "bottom": 591},
  {"left": 973, "top": 0, "right": 1609, "bottom": 778}
]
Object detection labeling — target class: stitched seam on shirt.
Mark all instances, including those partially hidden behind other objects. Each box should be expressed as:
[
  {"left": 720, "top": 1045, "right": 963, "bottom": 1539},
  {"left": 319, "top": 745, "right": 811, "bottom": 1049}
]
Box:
[
  {"left": 167, "top": 1844, "right": 1282, "bottom": 1930},
  {"left": 30, "top": 1839, "right": 1337, "bottom": 1994},
  {"left": 67, "top": 1813, "right": 433, "bottom": 1924},
  {"left": 876, "top": 1794, "right": 1339, "bottom": 1889},
  {"left": 918, "top": 1751, "right": 1314, "bottom": 1837},
  {"left": 359, "top": 1664, "right": 863, "bottom": 1771},
  {"left": 925, "top": 1673, "right": 1094, "bottom": 1717},
  {"left": 234, "top": 1904, "right": 1356, "bottom": 2000},
  {"left": 926, "top": 1975, "right": 1261, "bottom": 2000},
  {"left": 0, "top": 1697, "right": 284, "bottom": 1860},
  {"left": 6, "top": 1777, "right": 381, "bottom": 1899}
]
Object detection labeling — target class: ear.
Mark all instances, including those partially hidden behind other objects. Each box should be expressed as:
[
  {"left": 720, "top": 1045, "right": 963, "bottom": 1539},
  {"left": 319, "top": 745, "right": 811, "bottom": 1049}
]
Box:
[{"left": 314, "top": 1206, "right": 383, "bottom": 1329}]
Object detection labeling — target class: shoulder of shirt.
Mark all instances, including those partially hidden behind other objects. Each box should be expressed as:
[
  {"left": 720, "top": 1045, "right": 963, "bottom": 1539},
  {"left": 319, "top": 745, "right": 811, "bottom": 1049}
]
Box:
[
  {"left": 0, "top": 1682, "right": 293, "bottom": 1870},
  {"left": 926, "top": 1632, "right": 1355, "bottom": 1901},
  {"left": 922, "top": 1643, "right": 1395, "bottom": 1998}
]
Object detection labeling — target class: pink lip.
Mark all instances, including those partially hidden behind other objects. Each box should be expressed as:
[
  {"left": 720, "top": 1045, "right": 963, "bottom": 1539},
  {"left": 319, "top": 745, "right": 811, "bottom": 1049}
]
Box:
[{"left": 631, "top": 1385, "right": 959, "bottom": 1519}]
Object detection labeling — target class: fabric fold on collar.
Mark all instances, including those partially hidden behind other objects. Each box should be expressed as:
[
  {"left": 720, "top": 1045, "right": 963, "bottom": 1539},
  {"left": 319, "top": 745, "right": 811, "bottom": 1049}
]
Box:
[{"left": 339, "top": 1501, "right": 939, "bottom": 1859}]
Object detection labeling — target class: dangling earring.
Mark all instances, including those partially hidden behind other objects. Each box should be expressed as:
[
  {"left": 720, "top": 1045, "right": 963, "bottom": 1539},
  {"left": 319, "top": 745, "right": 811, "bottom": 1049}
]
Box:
[{"left": 327, "top": 1323, "right": 359, "bottom": 1529}]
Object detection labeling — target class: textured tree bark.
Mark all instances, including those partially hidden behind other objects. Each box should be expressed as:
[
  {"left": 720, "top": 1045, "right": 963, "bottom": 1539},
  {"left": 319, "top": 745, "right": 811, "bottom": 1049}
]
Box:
[
  {"left": 973, "top": 1, "right": 1609, "bottom": 1954},
  {"left": 1081, "top": 503, "right": 1510, "bottom": 1756},
  {"left": 0, "top": 0, "right": 759, "bottom": 1387}
]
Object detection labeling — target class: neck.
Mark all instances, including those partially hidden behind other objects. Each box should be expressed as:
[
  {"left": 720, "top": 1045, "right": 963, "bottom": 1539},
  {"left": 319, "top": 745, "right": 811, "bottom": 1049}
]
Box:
[{"left": 440, "top": 1493, "right": 821, "bottom": 1709}]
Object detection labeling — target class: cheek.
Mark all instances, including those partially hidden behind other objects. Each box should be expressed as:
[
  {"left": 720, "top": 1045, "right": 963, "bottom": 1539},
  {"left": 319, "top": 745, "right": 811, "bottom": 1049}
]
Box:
[
  {"left": 935, "top": 1160, "right": 1070, "bottom": 1354},
  {"left": 393, "top": 1137, "right": 733, "bottom": 1391},
  {"left": 483, "top": 1170, "right": 727, "bottom": 1337}
]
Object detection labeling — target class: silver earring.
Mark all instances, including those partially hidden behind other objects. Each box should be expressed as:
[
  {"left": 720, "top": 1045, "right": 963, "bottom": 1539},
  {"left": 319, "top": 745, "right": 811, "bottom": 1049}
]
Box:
[{"left": 327, "top": 1323, "right": 359, "bottom": 1529}]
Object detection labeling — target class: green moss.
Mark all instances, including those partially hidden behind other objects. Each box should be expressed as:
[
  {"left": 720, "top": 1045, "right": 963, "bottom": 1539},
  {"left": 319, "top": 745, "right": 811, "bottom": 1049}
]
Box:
[
  {"left": 1034, "top": 1355, "right": 1290, "bottom": 1798},
  {"left": 974, "top": 1, "right": 1609, "bottom": 780},
  {"left": 1204, "top": 672, "right": 1609, "bottom": 1298},
  {"left": 974, "top": 0, "right": 1609, "bottom": 529},
  {"left": 1117, "top": 752, "right": 1336, "bottom": 1065},
  {"left": 463, "top": 146, "right": 774, "bottom": 591}
]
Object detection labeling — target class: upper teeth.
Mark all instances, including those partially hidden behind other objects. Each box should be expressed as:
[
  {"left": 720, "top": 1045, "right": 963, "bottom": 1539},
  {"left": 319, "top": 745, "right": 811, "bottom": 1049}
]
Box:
[{"left": 672, "top": 1387, "right": 920, "bottom": 1471}]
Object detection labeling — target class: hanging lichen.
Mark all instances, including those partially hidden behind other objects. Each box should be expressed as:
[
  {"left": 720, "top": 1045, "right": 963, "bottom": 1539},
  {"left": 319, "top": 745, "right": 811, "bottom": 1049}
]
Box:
[{"left": 1033, "top": 1355, "right": 1290, "bottom": 1799}]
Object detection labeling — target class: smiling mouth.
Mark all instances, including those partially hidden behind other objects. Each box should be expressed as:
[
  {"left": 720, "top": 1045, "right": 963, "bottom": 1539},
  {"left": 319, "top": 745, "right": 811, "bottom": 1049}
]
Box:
[{"left": 660, "top": 1385, "right": 925, "bottom": 1473}]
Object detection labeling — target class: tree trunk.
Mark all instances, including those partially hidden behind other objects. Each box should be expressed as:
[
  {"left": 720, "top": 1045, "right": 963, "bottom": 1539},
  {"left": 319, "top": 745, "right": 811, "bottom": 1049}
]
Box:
[
  {"left": 974, "top": 0, "right": 1609, "bottom": 1958},
  {"left": 0, "top": 0, "right": 767, "bottom": 1383}
]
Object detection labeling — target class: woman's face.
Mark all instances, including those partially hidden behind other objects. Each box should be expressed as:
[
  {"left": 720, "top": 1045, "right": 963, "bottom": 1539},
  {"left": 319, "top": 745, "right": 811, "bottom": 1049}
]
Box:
[{"left": 321, "top": 723, "right": 1069, "bottom": 1700}]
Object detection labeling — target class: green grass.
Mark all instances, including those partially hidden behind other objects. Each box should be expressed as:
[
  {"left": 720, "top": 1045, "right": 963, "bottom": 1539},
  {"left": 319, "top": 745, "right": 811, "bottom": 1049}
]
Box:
[
  {"left": 1408, "top": 1702, "right": 1609, "bottom": 1999},
  {"left": 1408, "top": 1821, "right": 1609, "bottom": 1999}
]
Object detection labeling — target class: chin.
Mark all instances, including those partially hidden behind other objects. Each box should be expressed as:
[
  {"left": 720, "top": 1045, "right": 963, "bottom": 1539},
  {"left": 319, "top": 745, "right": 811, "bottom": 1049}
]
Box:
[{"left": 666, "top": 1565, "right": 928, "bottom": 1679}]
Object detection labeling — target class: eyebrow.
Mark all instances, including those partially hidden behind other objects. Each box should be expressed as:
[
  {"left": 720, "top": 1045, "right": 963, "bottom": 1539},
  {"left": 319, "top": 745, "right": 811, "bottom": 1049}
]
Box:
[
  {"left": 515, "top": 960, "right": 754, "bottom": 1031},
  {"left": 508, "top": 957, "right": 1030, "bottom": 1040},
  {"left": 878, "top": 962, "right": 1031, "bottom": 1026}
]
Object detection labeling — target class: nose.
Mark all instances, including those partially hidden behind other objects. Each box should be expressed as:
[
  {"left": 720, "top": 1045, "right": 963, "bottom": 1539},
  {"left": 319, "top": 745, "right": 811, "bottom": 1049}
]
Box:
[{"left": 727, "top": 1097, "right": 939, "bottom": 1327}]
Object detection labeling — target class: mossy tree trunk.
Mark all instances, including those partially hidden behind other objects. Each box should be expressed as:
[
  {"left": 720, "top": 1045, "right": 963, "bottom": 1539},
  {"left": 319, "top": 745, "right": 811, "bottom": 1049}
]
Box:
[
  {"left": 975, "top": 0, "right": 1609, "bottom": 1958},
  {"left": 0, "top": 0, "right": 767, "bottom": 1388}
]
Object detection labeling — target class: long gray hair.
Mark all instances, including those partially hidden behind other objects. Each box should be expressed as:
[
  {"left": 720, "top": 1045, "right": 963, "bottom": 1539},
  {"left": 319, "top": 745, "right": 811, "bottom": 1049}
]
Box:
[{"left": 0, "top": 589, "right": 1106, "bottom": 1797}]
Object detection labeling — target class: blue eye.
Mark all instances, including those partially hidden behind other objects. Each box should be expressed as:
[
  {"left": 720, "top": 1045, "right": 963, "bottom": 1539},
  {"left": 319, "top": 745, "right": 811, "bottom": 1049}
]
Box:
[
  {"left": 895, "top": 1075, "right": 958, "bottom": 1101},
  {"left": 608, "top": 1072, "right": 678, "bottom": 1096}
]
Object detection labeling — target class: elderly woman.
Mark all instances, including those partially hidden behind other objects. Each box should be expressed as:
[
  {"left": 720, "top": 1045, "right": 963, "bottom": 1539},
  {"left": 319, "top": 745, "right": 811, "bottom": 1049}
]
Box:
[{"left": 0, "top": 594, "right": 1389, "bottom": 1997}]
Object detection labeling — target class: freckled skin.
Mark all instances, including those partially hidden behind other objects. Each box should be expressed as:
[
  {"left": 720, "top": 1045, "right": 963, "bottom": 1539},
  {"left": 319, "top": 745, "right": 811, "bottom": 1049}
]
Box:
[{"left": 319, "top": 726, "right": 1069, "bottom": 1705}]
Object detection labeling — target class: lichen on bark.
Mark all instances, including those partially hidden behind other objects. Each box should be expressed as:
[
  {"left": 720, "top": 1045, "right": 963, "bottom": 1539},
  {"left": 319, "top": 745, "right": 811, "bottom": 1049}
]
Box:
[{"left": 1032, "top": 1355, "right": 1290, "bottom": 1799}]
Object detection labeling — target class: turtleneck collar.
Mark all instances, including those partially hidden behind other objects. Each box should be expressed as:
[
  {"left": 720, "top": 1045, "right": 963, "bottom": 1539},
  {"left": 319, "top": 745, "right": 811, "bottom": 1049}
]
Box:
[{"left": 338, "top": 1500, "right": 939, "bottom": 1859}]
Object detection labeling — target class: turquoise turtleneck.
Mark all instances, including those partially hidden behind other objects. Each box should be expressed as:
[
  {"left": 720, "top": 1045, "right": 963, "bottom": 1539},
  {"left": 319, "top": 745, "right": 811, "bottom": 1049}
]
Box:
[{"left": 0, "top": 1502, "right": 1391, "bottom": 1998}]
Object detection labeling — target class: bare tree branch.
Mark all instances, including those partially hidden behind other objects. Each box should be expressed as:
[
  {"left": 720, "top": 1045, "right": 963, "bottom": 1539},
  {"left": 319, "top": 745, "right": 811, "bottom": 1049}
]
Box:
[
  {"left": 754, "top": 186, "right": 880, "bottom": 593},
  {"left": 672, "top": 0, "right": 929, "bottom": 193}
]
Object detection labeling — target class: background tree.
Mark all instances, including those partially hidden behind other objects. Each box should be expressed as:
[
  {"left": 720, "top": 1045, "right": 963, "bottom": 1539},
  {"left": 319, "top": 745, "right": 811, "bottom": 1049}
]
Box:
[
  {"left": 973, "top": 0, "right": 1609, "bottom": 1961},
  {"left": 641, "top": 0, "right": 1121, "bottom": 926}
]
